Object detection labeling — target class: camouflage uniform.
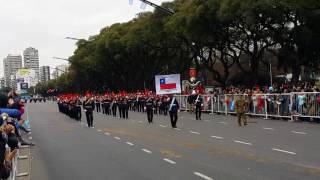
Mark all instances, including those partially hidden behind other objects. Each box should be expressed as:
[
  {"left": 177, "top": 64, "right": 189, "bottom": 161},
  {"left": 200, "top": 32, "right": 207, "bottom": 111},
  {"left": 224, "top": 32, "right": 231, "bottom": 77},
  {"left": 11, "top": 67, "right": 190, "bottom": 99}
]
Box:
[{"left": 235, "top": 95, "right": 248, "bottom": 126}]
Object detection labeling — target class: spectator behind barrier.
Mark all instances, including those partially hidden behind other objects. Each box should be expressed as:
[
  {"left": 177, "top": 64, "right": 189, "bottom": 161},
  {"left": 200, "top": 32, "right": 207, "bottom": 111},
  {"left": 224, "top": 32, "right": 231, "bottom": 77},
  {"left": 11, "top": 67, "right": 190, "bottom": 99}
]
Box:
[{"left": 0, "top": 112, "right": 18, "bottom": 179}]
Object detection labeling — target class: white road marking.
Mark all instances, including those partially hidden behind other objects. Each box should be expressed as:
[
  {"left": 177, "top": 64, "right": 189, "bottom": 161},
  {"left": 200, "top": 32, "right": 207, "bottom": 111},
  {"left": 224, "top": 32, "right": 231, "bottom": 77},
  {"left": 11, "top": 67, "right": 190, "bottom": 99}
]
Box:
[
  {"left": 291, "top": 131, "right": 307, "bottom": 135},
  {"left": 272, "top": 148, "right": 296, "bottom": 155},
  {"left": 263, "top": 127, "right": 274, "bottom": 130},
  {"left": 193, "top": 172, "right": 213, "bottom": 180},
  {"left": 174, "top": 128, "right": 182, "bottom": 131},
  {"left": 104, "top": 132, "right": 110, "bottom": 135},
  {"left": 97, "top": 129, "right": 102, "bottom": 132},
  {"left": 218, "top": 121, "right": 227, "bottom": 124},
  {"left": 126, "top": 142, "right": 134, "bottom": 146},
  {"left": 138, "top": 121, "right": 143, "bottom": 123},
  {"left": 234, "top": 140, "right": 252, "bottom": 146},
  {"left": 142, "top": 149, "right": 152, "bottom": 154},
  {"left": 114, "top": 137, "right": 121, "bottom": 140},
  {"left": 163, "top": 158, "right": 176, "bottom": 164},
  {"left": 190, "top": 131, "right": 200, "bottom": 135},
  {"left": 211, "top": 136, "right": 224, "bottom": 140},
  {"left": 159, "top": 125, "right": 167, "bottom": 128}
]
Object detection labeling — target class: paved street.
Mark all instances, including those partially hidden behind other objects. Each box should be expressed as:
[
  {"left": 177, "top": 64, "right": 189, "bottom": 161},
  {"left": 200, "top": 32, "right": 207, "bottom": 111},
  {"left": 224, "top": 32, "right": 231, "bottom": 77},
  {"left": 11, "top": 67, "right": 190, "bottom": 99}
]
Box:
[{"left": 29, "top": 101, "right": 320, "bottom": 180}]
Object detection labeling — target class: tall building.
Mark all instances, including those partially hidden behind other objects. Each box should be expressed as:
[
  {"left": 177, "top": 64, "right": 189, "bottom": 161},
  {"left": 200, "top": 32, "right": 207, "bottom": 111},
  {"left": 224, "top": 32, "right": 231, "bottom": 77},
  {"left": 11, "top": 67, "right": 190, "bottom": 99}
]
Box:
[
  {"left": 24, "top": 47, "right": 39, "bottom": 82},
  {"left": 52, "top": 64, "right": 69, "bottom": 79},
  {"left": 40, "top": 66, "right": 50, "bottom": 82},
  {"left": 3, "top": 55, "right": 22, "bottom": 87},
  {"left": 0, "top": 77, "right": 5, "bottom": 89}
]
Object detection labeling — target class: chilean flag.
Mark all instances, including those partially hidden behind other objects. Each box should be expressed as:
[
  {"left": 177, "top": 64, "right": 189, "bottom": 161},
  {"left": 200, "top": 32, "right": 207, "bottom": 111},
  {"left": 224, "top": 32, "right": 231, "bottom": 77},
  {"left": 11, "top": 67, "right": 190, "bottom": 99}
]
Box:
[{"left": 160, "top": 77, "right": 177, "bottom": 90}]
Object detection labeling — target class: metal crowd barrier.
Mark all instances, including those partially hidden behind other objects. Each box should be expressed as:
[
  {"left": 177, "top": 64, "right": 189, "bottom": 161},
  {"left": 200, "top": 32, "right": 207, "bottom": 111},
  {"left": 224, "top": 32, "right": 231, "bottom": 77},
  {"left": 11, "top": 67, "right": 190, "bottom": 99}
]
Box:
[
  {"left": 175, "top": 92, "right": 320, "bottom": 120},
  {"left": 8, "top": 149, "right": 19, "bottom": 180}
]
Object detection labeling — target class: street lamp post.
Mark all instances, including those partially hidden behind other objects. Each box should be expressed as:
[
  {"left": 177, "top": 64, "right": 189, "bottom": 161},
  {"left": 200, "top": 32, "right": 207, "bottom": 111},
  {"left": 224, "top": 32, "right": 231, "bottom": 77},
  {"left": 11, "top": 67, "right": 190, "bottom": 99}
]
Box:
[
  {"left": 52, "top": 57, "right": 70, "bottom": 62},
  {"left": 65, "top": 37, "right": 85, "bottom": 41},
  {"left": 137, "top": 0, "right": 174, "bottom": 15}
]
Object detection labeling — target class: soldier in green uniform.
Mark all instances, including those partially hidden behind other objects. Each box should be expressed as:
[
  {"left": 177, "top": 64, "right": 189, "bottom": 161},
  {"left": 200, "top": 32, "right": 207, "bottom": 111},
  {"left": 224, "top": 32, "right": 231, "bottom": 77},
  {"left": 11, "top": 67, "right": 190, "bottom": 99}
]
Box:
[{"left": 235, "top": 95, "right": 248, "bottom": 126}]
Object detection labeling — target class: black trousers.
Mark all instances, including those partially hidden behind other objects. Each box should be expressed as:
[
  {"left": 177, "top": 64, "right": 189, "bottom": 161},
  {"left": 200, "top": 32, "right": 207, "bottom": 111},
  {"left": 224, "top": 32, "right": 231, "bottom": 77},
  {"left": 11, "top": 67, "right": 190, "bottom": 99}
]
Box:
[
  {"left": 112, "top": 106, "right": 117, "bottom": 116},
  {"left": 76, "top": 107, "right": 82, "bottom": 121},
  {"left": 164, "top": 107, "right": 168, "bottom": 116},
  {"left": 147, "top": 109, "right": 153, "bottom": 123},
  {"left": 105, "top": 106, "right": 111, "bottom": 115},
  {"left": 101, "top": 104, "right": 105, "bottom": 114},
  {"left": 195, "top": 106, "right": 202, "bottom": 120},
  {"left": 119, "top": 107, "right": 123, "bottom": 118},
  {"left": 169, "top": 111, "right": 178, "bottom": 128},
  {"left": 96, "top": 103, "right": 101, "bottom": 112},
  {"left": 85, "top": 111, "right": 93, "bottom": 127},
  {"left": 121, "top": 108, "right": 128, "bottom": 119}
]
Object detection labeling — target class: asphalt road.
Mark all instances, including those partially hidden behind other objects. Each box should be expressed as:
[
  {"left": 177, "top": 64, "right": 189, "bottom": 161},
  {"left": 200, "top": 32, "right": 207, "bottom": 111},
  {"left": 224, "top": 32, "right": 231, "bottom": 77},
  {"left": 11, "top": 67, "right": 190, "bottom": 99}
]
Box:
[{"left": 29, "top": 101, "right": 320, "bottom": 180}]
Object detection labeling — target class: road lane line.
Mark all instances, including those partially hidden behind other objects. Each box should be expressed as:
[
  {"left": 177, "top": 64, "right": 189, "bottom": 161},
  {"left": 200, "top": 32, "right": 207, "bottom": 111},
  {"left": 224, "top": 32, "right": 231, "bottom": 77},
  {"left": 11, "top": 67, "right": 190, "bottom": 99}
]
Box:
[
  {"left": 218, "top": 121, "right": 227, "bottom": 124},
  {"left": 234, "top": 140, "right": 252, "bottom": 146},
  {"left": 142, "top": 149, "right": 152, "bottom": 154},
  {"left": 193, "top": 172, "right": 213, "bottom": 180},
  {"left": 190, "top": 131, "right": 200, "bottom": 135},
  {"left": 163, "top": 158, "right": 176, "bottom": 164},
  {"left": 126, "top": 142, "right": 134, "bottom": 146},
  {"left": 211, "top": 136, "right": 224, "bottom": 140},
  {"left": 174, "top": 128, "right": 182, "bottom": 131},
  {"left": 291, "top": 131, "right": 307, "bottom": 135},
  {"left": 114, "top": 137, "right": 121, "bottom": 140},
  {"left": 263, "top": 127, "right": 274, "bottom": 130},
  {"left": 159, "top": 125, "right": 167, "bottom": 128},
  {"left": 104, "top": 132, "right": 110, "bottom": 135},
  {"left": 272, "top": 148, "right": 296, "bottom": 155},
  {"left": 97, "top": 129, "right": 102, "bottom": 132}
]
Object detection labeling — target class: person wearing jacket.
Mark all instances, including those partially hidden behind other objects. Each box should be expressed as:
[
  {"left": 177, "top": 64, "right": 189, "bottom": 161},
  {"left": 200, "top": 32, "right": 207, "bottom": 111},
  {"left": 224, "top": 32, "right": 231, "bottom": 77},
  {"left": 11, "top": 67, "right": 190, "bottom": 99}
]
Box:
[
  {"left": 168, "top": 95, "right": 179, "bottom": 128},
  {"left": 145, "top": 97, "right": 154, "bottom": 123},
  {"left": 194, "top": 94, "right": 204, "bottom": 120},
  {"left": 83, "top": 96, "right": 95, "bottom": 128}
]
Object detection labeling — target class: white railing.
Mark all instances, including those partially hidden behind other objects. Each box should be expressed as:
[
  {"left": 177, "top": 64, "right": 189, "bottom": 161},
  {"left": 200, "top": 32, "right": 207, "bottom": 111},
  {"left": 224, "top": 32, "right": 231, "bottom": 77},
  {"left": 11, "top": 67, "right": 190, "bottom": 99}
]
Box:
[{"left": 175, "top": 92, "right": 320, "bottom": 119}]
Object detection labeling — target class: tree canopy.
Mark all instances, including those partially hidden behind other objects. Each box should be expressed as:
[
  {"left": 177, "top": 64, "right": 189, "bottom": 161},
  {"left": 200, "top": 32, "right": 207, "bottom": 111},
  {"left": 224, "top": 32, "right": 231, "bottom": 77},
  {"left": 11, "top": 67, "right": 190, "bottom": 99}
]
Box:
[{"left": 40, "top": 0, "right": 320, "bottom": 94}]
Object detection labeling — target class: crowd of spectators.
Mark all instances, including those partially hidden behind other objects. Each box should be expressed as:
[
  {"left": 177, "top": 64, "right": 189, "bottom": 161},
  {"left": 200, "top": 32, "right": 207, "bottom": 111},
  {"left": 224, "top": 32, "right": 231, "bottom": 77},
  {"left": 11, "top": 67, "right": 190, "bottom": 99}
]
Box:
[
  {"left": 210, "top": 83, "right": 320, "bottom": 95},
  {"left": 0, "top": 91, "right": 33, "bottom": 179}
]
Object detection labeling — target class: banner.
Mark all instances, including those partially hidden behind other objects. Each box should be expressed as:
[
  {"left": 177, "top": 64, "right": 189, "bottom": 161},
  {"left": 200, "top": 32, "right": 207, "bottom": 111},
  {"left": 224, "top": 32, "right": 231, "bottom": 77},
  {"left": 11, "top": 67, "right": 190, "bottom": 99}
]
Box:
[{"left": 155, "top": 74, "right": 181, "bottom": 95}]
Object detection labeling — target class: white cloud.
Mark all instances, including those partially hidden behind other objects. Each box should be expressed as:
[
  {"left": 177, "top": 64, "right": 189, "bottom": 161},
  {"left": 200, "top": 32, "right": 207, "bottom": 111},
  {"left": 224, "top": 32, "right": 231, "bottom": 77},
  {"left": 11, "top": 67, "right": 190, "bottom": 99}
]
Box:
[{"left": 0, "top": 0, "right": 173, "bottom": 77}]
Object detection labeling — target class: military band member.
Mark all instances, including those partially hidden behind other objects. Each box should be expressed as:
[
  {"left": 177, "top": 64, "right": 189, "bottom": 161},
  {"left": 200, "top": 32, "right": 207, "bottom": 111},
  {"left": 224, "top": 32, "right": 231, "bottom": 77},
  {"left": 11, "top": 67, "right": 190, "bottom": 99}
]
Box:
[
  {"left": 95, "top": 96, "right": 101, "bottom": 113},
  {"left": 111, "top": 97, "right": 118, "bottom": 117},
  {"left": 168, "top": 95, "right": 179, "bottom": 128},
  {"left": 145, "top": 97, "right": 154, "bottom": 123},
  {"left": 195, "top": 94, "right": 204, "bottom": 120},
  {"left": 83, "top": 95, "right": 95, "bottom": 127}
]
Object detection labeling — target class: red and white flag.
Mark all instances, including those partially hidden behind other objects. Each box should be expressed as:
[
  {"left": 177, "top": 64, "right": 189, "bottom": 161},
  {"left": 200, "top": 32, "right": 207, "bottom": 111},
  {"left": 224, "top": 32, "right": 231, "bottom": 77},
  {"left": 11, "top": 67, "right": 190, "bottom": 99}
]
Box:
[{"left": 155, "top": 74, "right": 181, "bottom": 95}]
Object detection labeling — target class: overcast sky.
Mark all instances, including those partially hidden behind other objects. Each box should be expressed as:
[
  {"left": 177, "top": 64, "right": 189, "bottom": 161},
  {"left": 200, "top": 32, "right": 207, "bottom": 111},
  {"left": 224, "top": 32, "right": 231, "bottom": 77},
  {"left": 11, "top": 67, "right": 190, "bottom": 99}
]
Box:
[{"left": 0, "top": 0, "right": 172, "bottom": 77}]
